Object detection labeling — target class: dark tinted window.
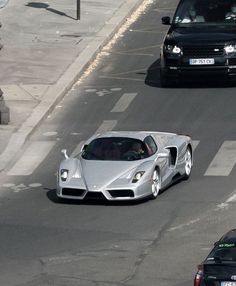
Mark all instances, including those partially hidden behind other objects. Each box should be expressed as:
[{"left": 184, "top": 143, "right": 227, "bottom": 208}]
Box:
[
  {"left": 144, "top": 136, "right": 157, "bottom": 155},
  {"left": 207, "top": 244, "right": 236, "bottom": 262},
  {"left": 174, "top": 0, "right": 236, "bottom": 25},
  {"left": 82, "top": 137, "right": 150, "bottom": 161}
]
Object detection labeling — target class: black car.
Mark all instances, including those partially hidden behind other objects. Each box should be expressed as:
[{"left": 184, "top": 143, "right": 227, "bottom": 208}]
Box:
[
  {"left": 194, "top": 229, "right": 236, "bottom": 286},
  {"left": 160, "top": 0, "right": 236, "bottom": 86}
]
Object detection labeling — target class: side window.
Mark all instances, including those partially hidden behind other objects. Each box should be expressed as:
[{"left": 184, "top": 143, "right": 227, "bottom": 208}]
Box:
[{"left": 144, "top": 136, "right": 157, "bottom": 156}]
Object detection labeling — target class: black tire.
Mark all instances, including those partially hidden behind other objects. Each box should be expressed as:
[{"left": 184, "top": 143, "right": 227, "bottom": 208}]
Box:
[
  {"left": 150, "top": 169, "right": 161, "bottom": 199},
  {"left": 183, "top": 147, "right": 192, "bottom": 180}
]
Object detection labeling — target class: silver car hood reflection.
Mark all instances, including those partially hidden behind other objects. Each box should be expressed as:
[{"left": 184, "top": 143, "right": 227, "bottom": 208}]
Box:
[{"left": 80, "top": 159, "right": 140, "bottom": 188}]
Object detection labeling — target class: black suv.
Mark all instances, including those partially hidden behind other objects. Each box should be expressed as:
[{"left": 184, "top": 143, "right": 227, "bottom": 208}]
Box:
[
  {"left": 160, "top": 0, "right": 236, "bottom": 86},
  {"left": 194, "top": 229, "right": 236, "bottom": 286}
]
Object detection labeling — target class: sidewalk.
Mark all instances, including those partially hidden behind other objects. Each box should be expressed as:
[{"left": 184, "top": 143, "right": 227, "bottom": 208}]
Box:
[{"left": 0, "top": 0, "right": 145, "bottom": 172}]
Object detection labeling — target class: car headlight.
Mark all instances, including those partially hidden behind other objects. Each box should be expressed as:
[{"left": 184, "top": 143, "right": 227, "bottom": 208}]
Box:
[
  {"left": 132, "top": 171, "right": 145, "bottom": 183},
  {"left": 225, "top": 45, "right": 236, "bottom": 54},
  {"left": 164, "top": 44, "right": 182, "bottom": 54},
  {"left": 60, "top": 169, "right": 68, "bottom": 182}
]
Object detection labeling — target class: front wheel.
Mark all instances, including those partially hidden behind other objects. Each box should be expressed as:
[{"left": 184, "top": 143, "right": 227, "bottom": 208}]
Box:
[
  {"left": 183, "top": 147, "right": 192, "bottom": 180},
  {"left": 151, "top": 169, "right": 161, "bottom": 199}
]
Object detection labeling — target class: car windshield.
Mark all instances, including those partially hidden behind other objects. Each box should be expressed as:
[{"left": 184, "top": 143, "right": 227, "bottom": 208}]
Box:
[
  {"left": 81, "top": 137, "right": 149, "bottom": 161},
  {"left": 173, "top": 0, "right": 236, "bottom": 26},
  {"left": 207, "top": 244, "right": 236, "bottom": 262}
]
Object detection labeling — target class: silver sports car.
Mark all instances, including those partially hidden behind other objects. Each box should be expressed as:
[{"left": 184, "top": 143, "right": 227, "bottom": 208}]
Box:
[{"left": 57, "top": 131, "right": 193, "bottom": 201}]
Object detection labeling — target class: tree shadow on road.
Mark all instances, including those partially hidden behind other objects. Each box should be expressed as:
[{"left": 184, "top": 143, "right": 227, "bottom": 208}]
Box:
[
  {"left": 25, "top": 2, "right": 77, "bottom": 20},
  {"left": 145, "top": 57, "right": 236, "bottom": 89}
]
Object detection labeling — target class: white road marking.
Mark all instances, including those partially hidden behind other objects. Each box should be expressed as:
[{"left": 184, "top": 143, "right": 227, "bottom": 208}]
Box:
[
  {"left": 95, "top": 120, "right": 117, "bottom": 134},
  {"left": 168, "top": 218, "right": 201, "bottom": 232},
  {"left": 8, "top": 141, "right": 56, "bottom": 176},
  {"left": 28, "top": 183, "right": 42, "bottom": 188},
  {"left": 205, "top": 141, "right": 236, "bottom": 176},
  {"left": 2, "top": 183, "right": 15, "bottom": 188},
  {"left": 192, "top": 140, "right": 200, "bottom": 151},
  {"left": 96, "top": 89, "right": 112, "bottom": 97},
  {"left": 2, "top": 183, "right": 42, "bottom": 193},
  {"left": 85, "top": 89, "right": 97, "bottom": 93},
  {"left": 43, "top": 131, "right": 58, "bottom": 137},
  {"left": 110, "top": 88, "right": 122, "bottom": 91},
  {"left": 111, "top": 93, "right": 137, "bottom": 113},
  {"left": 216, "top": 190, "right": 236, "bottom": 210}
]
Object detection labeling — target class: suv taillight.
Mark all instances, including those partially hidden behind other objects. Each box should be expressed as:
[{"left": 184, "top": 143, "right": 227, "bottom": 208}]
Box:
[{"left": 194, "top": 264, "right": 203, "bottom": 286}]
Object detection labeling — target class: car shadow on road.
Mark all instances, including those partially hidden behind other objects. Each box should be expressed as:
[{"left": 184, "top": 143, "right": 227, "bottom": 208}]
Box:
[
  {"left": 46, "top": 189, "right": 150, "bottom": 206},
  {"left": 145, "top": 58, "right": 236, "bottom": 89},
  {"left": 25, "top": 2, "right": 77, "bottom": 20}
]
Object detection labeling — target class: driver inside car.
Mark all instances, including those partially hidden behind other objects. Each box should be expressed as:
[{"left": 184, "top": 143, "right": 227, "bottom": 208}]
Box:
[
  {"left": 182, "top": 4, "right": 205, "bottom": 23},
  {"left": 122, "top": 141, "right": 146, "bottom": 160}
]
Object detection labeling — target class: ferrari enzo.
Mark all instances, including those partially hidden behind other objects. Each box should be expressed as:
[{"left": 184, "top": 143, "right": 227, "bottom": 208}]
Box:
[{"left": 57, "top": 131, "right": 193, "bottom": 201}]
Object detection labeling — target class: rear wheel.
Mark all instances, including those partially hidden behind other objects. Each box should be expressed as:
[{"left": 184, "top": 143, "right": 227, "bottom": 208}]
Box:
[
  {"left": 183, "top": 147, "right": 192, "bottom": 179},
  {"left": 151, "top": 169, "right": 161, "bottom": 199}
]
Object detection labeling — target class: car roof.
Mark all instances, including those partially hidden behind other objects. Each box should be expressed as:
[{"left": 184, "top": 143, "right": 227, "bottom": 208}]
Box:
[
  {"left": 93, "top": 131, "right": 151, "bottom": 141},
  {"left": 218, "top": 229, "right": 236, "bottom": 244}
]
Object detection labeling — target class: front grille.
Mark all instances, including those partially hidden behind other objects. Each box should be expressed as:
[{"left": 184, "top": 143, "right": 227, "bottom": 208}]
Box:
[
  {"left": 108, "top": 189, "right": 134, "bottom": 198},
  {"left": 62, "top": 188, "right": 85, "bottom": 196},
  {"left": 183, "top": 45, "right": 224, "bottom": 57},
  {"left": 204, "top": 264, "right": 236, "bottom": 275},
  {"left": 85, "top": 192, "right": 106, "bottom": 200}
]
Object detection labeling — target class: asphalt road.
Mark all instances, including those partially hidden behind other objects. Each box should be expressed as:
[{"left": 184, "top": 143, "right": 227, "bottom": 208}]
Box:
[{"left": 1, "top": 0, "right": 236, "bottom": 285}]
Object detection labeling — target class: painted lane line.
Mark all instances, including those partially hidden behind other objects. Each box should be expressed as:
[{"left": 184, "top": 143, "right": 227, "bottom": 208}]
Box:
[
  {"left": 216, "top": 190, "right": 236, "bottom": 210},
  {"left": 95, "top": 120, "right": 117, "bottom": 134},
  {"left": 111, "top": 93, "right": 137, "bottom": 113},
  {"left": 226, "top": 190, "right": 236, "bottom": 203},
  {"left": 227, "top": 194, "right": 236, "bottom": 202},
  {"left": 168, "top": 218, "right": 201, "bottom": 232},
  {"left": 8, "top": 141, "right": 56, "bottom": 176},
  {"left": 205, "top": 141, "right": 236, "bottom": 176}
]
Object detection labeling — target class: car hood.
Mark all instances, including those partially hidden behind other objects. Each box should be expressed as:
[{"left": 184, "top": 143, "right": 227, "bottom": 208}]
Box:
[
  {"left": 80, "top": 159, "right": 141, "bottom": 189},
  {"left": 166, "top": 26, "right": 236, "bottom": 45}
]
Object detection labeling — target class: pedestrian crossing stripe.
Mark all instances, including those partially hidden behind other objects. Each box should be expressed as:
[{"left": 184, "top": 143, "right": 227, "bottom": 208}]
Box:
[
  {"left": 205, "top": 141, "right": 236, "bottom": 177},
  {"left": 7, "top": 141, "right": 56, "bottom": 176}
]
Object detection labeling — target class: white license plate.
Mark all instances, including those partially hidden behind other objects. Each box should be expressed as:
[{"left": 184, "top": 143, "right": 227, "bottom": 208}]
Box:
[
  {"left": 221, "top": 282, "right": 236, "bottom": 286},
  {"left": 189, "top": 58, "right": 215, "bottom": 65}
]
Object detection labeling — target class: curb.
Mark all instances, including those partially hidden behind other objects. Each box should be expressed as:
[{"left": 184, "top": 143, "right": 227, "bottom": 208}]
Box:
[{"left": 0, "top": 0, "right": 145, "bottom": 172}]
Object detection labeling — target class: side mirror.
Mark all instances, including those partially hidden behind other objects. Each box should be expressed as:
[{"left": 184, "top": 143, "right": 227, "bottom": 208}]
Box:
[
  {"left": 61, "top": 149, "right": 69, "bottom": 159},
  {"left": 162, "top": 16, "right": 171, "bottom": 25}
]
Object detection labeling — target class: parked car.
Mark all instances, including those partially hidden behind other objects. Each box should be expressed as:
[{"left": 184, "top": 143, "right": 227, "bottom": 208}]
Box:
[
  {"left": 57, "top": 131, "right": 193, "bottom": 201},
  {"left": 194, "top": 229, "right": 236, "bottom": 286},
  {"left": 160, "top": 0, "right": 236, "bottom": 86}
]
